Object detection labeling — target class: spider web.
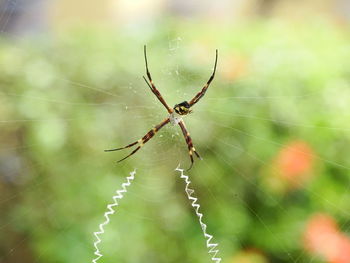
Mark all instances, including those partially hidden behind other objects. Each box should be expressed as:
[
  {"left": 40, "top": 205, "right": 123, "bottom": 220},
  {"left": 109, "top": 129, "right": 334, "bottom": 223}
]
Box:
[{"left": 1, "top": 4, "right": 350, "bottom": 263}]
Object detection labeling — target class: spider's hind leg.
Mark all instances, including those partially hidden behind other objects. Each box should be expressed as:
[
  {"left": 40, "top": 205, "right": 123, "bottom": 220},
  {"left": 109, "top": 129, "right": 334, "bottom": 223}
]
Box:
[
  {"left": 104, "top": 141, "right": 139, "bottom": 152},
  {"left": 193, "top": 149, "right": 202, "bottom": 160},
  {"left": 178, "top": 120, "right": 202, "bottom": 171},
  {"left": 186, "top": 148, "right": 202, "bottom": 171},
  {"left": 105, "top": 117, "right": 170, "bottom": 163}
]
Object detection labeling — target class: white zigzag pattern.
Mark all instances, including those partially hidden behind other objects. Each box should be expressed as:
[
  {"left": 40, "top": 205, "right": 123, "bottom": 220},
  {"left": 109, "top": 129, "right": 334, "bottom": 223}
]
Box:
[
  {"left": 176, "top": 166, "right": 222, "bottom": 263},
  {"left": 92, "top": 169, "right": 136, "bottom": 263}
]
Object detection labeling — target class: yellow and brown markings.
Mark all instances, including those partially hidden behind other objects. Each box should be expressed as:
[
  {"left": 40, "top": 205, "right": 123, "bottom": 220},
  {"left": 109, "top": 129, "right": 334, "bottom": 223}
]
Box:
[
  {"left": 178, "top": 120, "right": 201, "bottom": 170},
  {"left": 189, "top": 49, "right": 218, "bottom": 107},
  {"left": 174, "top": 101, "right": 192, "bottom": 115},
  {"left": 143, "top": 45, "right": 173, "bottom": 114},
  {"left": 105, "top": 117, "right": 171, "bottom": 163},
  {"left": 137, "top": 117, "right": 170, "bottom": 148}
]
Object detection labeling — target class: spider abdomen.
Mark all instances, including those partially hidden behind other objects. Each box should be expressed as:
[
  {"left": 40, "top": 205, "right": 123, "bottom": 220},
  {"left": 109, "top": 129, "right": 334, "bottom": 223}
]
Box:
[{"left": 174, "top": 101, "right": 192, "bottom": 115}]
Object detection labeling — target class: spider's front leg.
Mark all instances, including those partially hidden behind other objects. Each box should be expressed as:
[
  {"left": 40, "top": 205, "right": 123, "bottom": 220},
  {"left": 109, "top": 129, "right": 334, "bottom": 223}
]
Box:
[
  {"left": 178, "top": 119, "right": 201, "bottom": 170},
  {"left": 143, "top": 45, "right": 174, "bottom": 114},
  {"left": 188, "top": 49, "right": 218, "bottom": 107},
  {"left": 105, "top": 117, "right": 170, "bottom": 162}
]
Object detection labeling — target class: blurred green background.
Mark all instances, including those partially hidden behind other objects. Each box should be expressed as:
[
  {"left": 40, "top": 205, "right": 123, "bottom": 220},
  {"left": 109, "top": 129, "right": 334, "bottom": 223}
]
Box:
[{"left": 1, "top": 1, "right": 350, "bottom": 263}]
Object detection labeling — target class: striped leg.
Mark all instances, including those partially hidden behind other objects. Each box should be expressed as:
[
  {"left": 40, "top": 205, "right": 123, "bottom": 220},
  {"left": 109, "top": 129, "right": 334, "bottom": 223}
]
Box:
[
  {"left": 189, "top": 49, "right": 218, "bottom": 107},
  {"left": 143, "top": 45, "right": 173, "bottom": 114},
  {"left": 105, "top": 118, "right": 170, "bottom": 163},
  {"left": 178, "top": 119, "right": 201, "bottom": 170}
]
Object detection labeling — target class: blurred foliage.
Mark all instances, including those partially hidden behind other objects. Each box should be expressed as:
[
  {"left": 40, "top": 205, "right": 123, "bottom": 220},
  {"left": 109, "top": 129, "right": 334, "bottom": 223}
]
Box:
[{"left": 1, "top": 20, "right": 350, "bottom": 263}]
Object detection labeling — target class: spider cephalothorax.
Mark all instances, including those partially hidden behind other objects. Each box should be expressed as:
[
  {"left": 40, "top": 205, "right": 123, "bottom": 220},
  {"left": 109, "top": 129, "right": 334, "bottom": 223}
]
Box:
[
  {"left": 174, "top": 101, "right": 192, "bottom": 115},
  {"left": 106, "top": 46, "right": 218, "bottom": 170}
]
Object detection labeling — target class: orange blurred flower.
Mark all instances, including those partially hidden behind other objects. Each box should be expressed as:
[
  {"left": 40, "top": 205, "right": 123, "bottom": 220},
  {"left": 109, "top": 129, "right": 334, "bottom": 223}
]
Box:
[
  {"left": 277, "top": 141, "right": 314, "bottom": 179},
  {"left": 262, "top": 140, "right": 316, "bottom": 192},
  {"left": 304, "top": 214, "right": 350, "bottom": 263},
  {"left": 273, "top": 140, "right": 315, "bottom": 191}
]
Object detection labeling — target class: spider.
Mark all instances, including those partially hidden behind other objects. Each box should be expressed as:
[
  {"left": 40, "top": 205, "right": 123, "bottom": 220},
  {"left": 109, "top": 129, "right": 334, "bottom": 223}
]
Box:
[{"left": 105, "top": 46, "right": 218, "bottom": 170}]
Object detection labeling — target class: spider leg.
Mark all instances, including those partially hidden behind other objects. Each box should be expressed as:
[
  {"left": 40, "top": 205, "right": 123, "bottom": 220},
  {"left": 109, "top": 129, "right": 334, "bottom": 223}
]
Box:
[
  {"left": 104, "top": 141, "right": 138, "bottom": 152},
  {"left": 105, "top": 117, "right": 170, "bottom": 163},
  {"left": 143, "top": 45, "right": 173, "bottom": 114},
  {"left": 116, "top": 145, "right": 142, "bottom": 163},
  {"left": 178, "top": 119, "right": 201, "bottom": 171},
  {"left": 189, "top": 49, "right": 218, "bottom": 107}
]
